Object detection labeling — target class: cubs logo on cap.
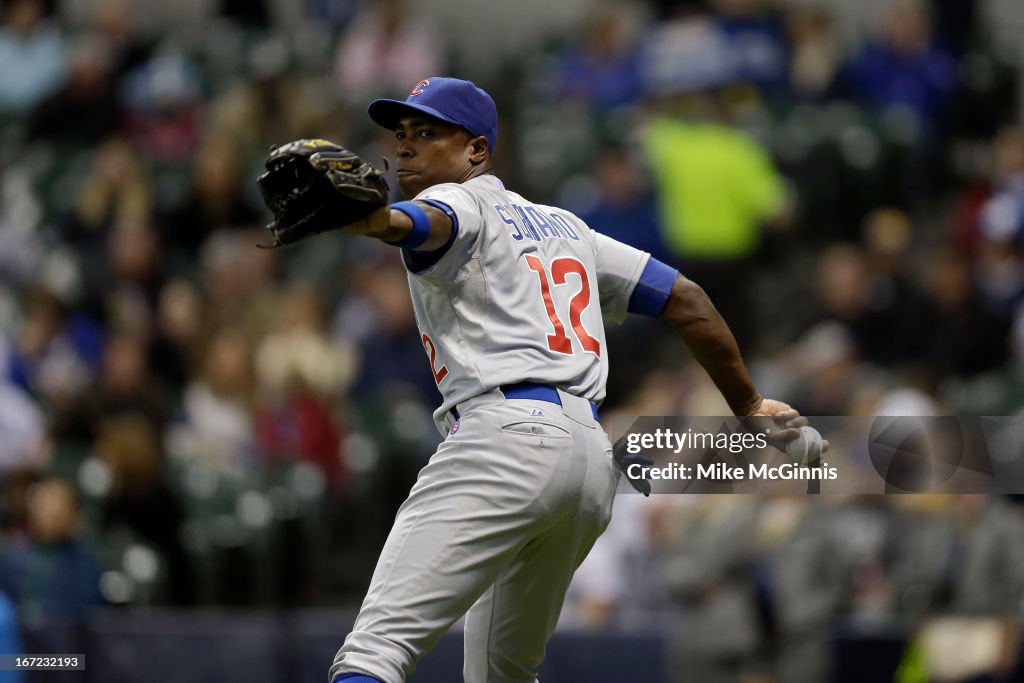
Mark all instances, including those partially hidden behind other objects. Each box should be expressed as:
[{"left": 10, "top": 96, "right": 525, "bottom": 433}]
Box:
[{"left": 368, "top": 76, "right": 499, "bottom": 152}]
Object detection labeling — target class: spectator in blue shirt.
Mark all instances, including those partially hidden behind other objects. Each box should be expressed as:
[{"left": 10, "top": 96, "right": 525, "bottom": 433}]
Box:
[
  {"left": 0, "top": 591, "right": 23, "bottom": 683},
  {"left": 0, "top": 0, "right": 66, "bottom": 114},
  {"left": 572, "top": 147, "right": 670, "bottom": 265},
  {"left": 845, "top": 0, "right": 956, "bottom": 133},
  {"left": 713, "top": 0, "right": 789, "bottom": 95},
  {"left": 552, "top": 5, "right": 644, "bottom": 111},
  {"left": 0, "top": 479, "right": 104, "bottom": 622}
]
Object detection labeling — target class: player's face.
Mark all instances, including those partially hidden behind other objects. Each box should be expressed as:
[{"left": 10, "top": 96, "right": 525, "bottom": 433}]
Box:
[{"left": 394, "top": 116, "right": 477, "bottom": 197}]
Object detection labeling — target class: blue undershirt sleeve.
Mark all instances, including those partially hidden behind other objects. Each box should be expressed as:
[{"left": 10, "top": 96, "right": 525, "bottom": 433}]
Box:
[
  {"left": 401, "top": 198, "right": 459, "bottom": 273},
  {"left": 627, "top": 257, "right": 678, "bottom": 317}
]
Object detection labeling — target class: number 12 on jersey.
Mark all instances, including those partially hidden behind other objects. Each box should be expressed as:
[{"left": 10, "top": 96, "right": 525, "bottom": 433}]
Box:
[
  {"left": 525, "top": 255, "right": 601, "bottom": 357},
  {"left": 422, "top": 333, "right": 449, "bottom": 385}
]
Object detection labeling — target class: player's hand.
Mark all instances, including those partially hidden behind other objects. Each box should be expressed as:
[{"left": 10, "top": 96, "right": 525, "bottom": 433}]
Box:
[
  {"left": 746, "top": 398, "right": 829, "bottom": 452},
  {"left": 613, "top": 451, "right": 654, "bottom": 497},
  {"left": 610, "top": 432, "right": 655, "bottom": 496}
]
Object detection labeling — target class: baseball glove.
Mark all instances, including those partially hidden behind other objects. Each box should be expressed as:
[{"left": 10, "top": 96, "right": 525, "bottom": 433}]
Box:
[
  {"left": 611, "top": 435, "right": 655, "bottom": 496},
  {"left": 256, "top": 139, "right": 389, "bottom": 247}
]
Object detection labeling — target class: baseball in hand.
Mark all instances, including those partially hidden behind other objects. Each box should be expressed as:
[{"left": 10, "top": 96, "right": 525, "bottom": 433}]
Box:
[{"left": 786, "top": 426, "right": 823, "bottom": 464}]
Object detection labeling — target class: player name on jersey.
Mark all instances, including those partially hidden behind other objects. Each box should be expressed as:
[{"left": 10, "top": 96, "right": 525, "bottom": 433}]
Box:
[{"left": 494, "top": 203, "right": 581, "bottom": 243}]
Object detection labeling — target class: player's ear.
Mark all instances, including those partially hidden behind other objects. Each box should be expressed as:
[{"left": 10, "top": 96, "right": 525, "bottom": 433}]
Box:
[{"left": 467, "top": 136, "right": 489, "bottom": 165}]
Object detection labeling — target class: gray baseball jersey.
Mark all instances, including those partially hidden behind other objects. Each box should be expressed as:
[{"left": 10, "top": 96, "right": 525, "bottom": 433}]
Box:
[
  {"left": 331, "top": 173, "right": 675, "bottom": 683},
  {"left": 406, "top": 174, "right": 651, "bottom": 432}
]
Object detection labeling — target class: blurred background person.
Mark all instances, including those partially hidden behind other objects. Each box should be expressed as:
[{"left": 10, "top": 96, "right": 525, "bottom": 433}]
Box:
[
  {"left": 26, "top": 33, "right": 118, "bottom": 146},
  {"left": 254, "top": 283, "right": 353, "bottom": 494},
  {"left": 786, "top": 5, "right": 843, "bottom": 101},
  {"left": 333, "top": 0, "right": 441, "bottom": 105},
  {"left": 923, "top": 248, "right": 1011, "bottom": 378},
  {"left": 6, "top": 287, "right": 103, "bottom": 415},
  {"left": 659, "top": 497, "right": 765, "bottom": 683},
  {"left": 641, "top": 93, "right": 789, "bottom": 349},
  {"left": 0, "top": 478, "right": 103, "bottom": 622},
  {"left": 170, "top": 326, "right": 256, "bottom": 481},
  {"left": 570, "top": 146, "right": 669, "bottom": 264},
  {"left": 60, "top": 136, "right": 151, "bottom": 266},
  {"left": 51, "top": 330, "right": 173, "bottom": 443},
  {"left": 95, "top": 413, "right": 193, "bottom": 605},
  {"left": 549, "top": 3, "right": 644, "bottom": 112},
  {"left": 0, "top": 0, "right": 66, "bottom": 115},
  {"left": 844, "top": 0, "right": 956, "bottom": 139},
  {"left": 0, "top": 368, "right": 45, "bottom": 474},
  {"left": 758, "top": 496, "right": 847, "bottom": 683},
  {"left": 0, "top": 589, "right": 22, "bottom": 683},
  {"left": 158, "top": 137, "right": 262, "bottom": 256}
]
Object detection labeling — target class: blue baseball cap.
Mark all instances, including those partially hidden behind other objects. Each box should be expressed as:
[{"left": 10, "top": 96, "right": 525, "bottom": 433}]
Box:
[{"left": 368, "top": 77, "right": 498, "bottom": 152}]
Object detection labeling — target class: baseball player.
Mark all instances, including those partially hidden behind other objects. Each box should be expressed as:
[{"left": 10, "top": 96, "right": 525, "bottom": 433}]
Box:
[{"left": 256, "top": 76, "right": 810, "bottom": 683}]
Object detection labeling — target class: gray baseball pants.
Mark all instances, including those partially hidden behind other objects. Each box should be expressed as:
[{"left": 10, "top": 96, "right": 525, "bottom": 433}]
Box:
[{"left": 330, "top": 389, "right": 619, "bottom": 683}]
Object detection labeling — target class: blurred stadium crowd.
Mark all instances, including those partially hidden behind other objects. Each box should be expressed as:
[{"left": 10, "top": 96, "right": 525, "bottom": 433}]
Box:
[{"left": 1, "top": 0, "right": 1024, "bottom": 679}]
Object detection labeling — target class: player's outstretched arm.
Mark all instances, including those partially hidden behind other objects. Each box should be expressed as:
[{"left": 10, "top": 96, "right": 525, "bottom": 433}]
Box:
[
  {"left": 660, "top": 274, "right": 760, "bottom": 415},
  {"left": 343, "top": 203, "right": 454, "bottom": 252},
  {"left": 660, "top": 274, "right": 806, "bottom": 441},
  {"left": 255, "top": 138, "right": 458, "bottom": 249}
]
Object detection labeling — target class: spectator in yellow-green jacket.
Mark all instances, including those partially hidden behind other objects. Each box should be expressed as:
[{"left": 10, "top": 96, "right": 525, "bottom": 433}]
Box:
[{"left": 643, "top": 109, "right": 788, "bottom": 349}]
